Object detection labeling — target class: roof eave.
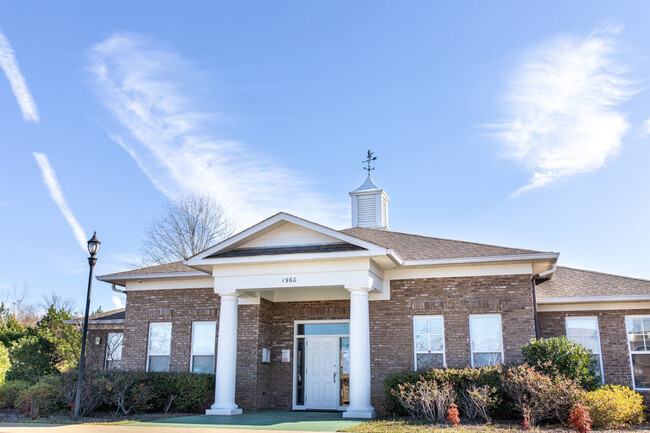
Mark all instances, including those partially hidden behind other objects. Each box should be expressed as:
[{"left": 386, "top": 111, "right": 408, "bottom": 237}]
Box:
[{"left": 401, "top": 252, "right": 560, "bottom": 267}]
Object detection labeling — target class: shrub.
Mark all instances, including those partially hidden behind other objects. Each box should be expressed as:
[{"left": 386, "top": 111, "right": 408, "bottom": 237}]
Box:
[
  {"left": 503, "top": 364, "right": 582, "bottom": 427},
  {"left": 146, "top": 372, "right": 214, "bottom": 413},
  {"left": 15, "top": 377, "right": 65, "bottom": 418},
  {"left": 0, "top": 344, "right": 10, "bottom": 386},
  {"left": 0, "top": 380, "right": 30, "bottom": 409},
  {"left": 568, "top": 403, "right": 592, "bottom": 433},
  {"left": 7, "top": 334, "right": 60, "bottom": 382},
  {"left": 582, "top": 385, "right": 645, "bottom": 429},
  {"left": 391, "top": 377, "right": 456, "bottom": 422},
  {"left": 522, "top": 337, "right": 601, "bottom": 391},
  {"left": 384, "top": 366, "right": 504, "bottom": 417},
  {"left": 61, "top": 370, "right": 108, "bottom": 417},
  {"left": 460, "top": 385, "right": 497, "bottom": 421}
]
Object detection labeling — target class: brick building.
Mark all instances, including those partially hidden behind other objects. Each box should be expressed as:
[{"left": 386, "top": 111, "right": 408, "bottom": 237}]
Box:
[{"left": 95, "top": 175, "right": 650, "bottom": 418}]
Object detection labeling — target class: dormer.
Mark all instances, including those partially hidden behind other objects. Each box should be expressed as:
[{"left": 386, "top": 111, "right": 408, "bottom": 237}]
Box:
[{"left": 349, "top": 175, "right": 389, "bottom": 230}]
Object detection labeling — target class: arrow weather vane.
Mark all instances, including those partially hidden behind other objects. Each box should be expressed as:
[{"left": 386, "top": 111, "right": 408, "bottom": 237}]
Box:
[{"left": 363, "top": 150, "right": 377, "bottom": 175}]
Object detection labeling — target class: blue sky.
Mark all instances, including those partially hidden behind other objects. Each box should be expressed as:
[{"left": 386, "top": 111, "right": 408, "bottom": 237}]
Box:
[{"left": 1, "top": 1, "right": 649, "bottom": 313}]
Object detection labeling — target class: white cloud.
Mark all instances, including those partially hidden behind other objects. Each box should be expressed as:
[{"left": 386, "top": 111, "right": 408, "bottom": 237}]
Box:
[
  {"left": 88, "top": 33, "right": 347, "bottom": 229},
  {"left": 33, "top": 152, "right": 87, "bottom": 252},
  {"left": 641, "top": 119, "right": 650, "bottom": 138},
  {"left": 111, "top": 295, "right": 125, "bottom": 309},
  {"left": 487, "top": 26, "right": 635, "bottom": 196},
  {"left": 0, "top": 29, "right": 39, "bottom": 122}
]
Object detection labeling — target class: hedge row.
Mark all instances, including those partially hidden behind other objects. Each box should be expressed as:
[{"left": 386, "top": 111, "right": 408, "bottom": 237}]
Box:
[{"left": 0, "top": 371, "right": 215, "bottom": 418}]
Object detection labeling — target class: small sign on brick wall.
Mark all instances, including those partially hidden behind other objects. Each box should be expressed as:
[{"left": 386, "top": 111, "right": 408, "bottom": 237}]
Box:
[{"left": 281, "top": 349, "right": 291, "bottom": 363}]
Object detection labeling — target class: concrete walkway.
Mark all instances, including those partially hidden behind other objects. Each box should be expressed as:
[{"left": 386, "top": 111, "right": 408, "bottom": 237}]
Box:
[{"left": 0, "top": 411, "right": 366, "bottom": 433}]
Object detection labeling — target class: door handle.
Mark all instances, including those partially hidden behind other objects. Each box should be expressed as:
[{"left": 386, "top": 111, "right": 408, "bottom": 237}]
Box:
[{"left": 333, "top": 371, "right": 337, "bottom": 383}]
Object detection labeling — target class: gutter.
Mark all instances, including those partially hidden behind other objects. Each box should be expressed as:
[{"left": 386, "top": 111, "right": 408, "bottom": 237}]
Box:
[
  {"left": 538, "top": 294, "right": 650, "bottom": 304},
  {"left": 402, "top": 252, "right": 560, "bottom": 267},
  {"left": 531, "top": 263, "right": 558, "bottom": 339},
  {"left": 112, "top": 284, "right": 126, "bottom": 294}
]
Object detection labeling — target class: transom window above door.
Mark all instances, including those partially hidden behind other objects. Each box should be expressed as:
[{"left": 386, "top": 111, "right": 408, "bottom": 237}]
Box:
[{"left": 296, "top": 323, "right": 350, "bottom": 336}]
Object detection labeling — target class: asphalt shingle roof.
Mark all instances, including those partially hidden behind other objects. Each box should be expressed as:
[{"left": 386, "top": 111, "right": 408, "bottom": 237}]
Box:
[
  {"left": 102, "top": 261, "right": 196, "bottom": 278},
  {"left": 339, "top": 227, "right": 539, "bottom": 261},
  {"left": 536, "top": 266, "right": 650, "bottom": 299}
]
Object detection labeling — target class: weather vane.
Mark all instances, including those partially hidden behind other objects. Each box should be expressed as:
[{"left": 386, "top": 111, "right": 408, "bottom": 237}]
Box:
[{"left": 363, "top": 150, "right": 376, "bottom": 175}]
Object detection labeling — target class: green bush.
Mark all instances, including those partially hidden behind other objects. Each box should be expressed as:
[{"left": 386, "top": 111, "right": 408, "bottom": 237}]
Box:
[
  {"left": 7, "top": 334, "right": 61, "bottom": 382},
  {"left": 0, "top": 380, "right": 31, "bottom": 409},
  {"left": 0, "top": 344, "right": 10, "bottom": 386},
  {"left": 522, "top": 337, "right": 601, "bottom": 391},
  {"left": 582, "top": 385, "right": 645, "bottom": 429},
  {"left": 15, "top": 377, "right": 65, "bottom": 418},
  {"left": 145, "top": 372, "right": 215, "bottom": 413}
]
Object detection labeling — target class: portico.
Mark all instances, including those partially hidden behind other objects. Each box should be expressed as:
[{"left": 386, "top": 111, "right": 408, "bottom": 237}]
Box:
[{"left": 186, "top": 213, "right": 395, "bottom": 418}]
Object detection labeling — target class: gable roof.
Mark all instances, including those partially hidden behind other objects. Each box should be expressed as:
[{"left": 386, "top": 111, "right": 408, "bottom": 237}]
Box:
[
  {"left": 536, "top": 266, "right": 650, "bottom": 300},
  {"left": 340, "top": 227, "right": 539, "bottom": 261}
]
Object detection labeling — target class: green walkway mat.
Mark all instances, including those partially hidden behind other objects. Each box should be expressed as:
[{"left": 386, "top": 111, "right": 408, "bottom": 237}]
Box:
[{"left": 133, "top": 410, "right": 366, "bottom": 432}]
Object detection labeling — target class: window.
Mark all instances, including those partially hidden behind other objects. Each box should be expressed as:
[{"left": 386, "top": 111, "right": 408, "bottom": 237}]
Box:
[
  {"left": 469, "top": 315, "right": 503, "bottom": 367},
  {"left": 105, "top": 332, "right": 123, "bottom": 370},
  {"left": 565, "top": 317, "right": 604, "bottom": 381},
  {"left": 147, "top": 322, "right": 171, "bottom": 372},
  {"left": 626, "top": 316, "right": 650, "bottom": 390},
  {"left": 413, "top": 316, "right": 445, "bottom": 369},
  {"left": 191, "top": 321, "right": 216, "bottom": 374}
]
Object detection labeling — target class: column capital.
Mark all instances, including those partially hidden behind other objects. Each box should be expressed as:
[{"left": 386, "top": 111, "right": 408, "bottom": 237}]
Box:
[
  {"left": 217, "top": 291, "right": 240, "bottom": 298},
  {"left": 345, "top": 286, "right": 371, "bottom": 294}
]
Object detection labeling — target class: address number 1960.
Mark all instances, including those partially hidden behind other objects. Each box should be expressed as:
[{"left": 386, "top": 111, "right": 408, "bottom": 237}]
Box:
[{"left": 282, "top": 277, "right": 297, "bottom": 283}]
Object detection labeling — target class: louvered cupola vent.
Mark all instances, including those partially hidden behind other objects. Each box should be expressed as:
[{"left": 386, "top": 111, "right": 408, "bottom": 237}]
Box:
[{"left": 349, "top": 175, "right": 389, "bottom": 230}]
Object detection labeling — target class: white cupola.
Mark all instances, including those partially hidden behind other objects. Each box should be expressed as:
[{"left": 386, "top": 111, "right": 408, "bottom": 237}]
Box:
[{"left": 349, "top": 174, "right": 389, "bottom": 230}]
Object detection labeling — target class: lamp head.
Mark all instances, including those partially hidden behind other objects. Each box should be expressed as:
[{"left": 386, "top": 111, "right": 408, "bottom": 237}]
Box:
[{"left": 87, "top": 232, "right": 101, "bottom": 257}]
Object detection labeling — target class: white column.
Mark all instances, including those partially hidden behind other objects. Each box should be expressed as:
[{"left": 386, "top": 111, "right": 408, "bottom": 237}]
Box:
[
  {"left": 206, "top": 292, "right": 242, "bottom": 415},
  {"left": 343, "top": 287, "right": 377, "bottom": 419}
]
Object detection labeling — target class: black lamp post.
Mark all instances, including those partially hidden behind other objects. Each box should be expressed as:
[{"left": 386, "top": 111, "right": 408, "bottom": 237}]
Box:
[{"left": 73, "top": 232, "right": 100, "bottom": 421}]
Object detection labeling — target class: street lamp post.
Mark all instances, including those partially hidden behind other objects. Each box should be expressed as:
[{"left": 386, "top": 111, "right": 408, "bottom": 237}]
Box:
[{"left": 73, "top": 232, "right": 101, "bottom": 421}]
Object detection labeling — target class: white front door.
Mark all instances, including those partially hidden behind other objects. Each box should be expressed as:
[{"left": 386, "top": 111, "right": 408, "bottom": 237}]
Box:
[{"left": 305, "top": 336, "right": 340, "bottom": 410}]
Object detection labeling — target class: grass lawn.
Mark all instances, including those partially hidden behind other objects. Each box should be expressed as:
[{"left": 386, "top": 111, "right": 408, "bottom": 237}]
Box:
[{"left": 339, "top": 419, "right": 650, "bottom": 433}]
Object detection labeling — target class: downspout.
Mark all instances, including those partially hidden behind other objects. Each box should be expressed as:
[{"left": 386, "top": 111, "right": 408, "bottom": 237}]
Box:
[
  {"left": 531, "top": 264, "right": 557, "bottom": 340},
  {"left": 111, "top": 284, "right": 126, "bottom": 294}
]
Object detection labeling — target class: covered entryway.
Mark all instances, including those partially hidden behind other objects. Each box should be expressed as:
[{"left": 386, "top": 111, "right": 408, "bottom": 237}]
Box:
[{"left": 294, "top": 321, "right": 350, "bottom": 411}]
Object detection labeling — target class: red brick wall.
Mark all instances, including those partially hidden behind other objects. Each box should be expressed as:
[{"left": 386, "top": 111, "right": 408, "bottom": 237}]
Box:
[
  {"left": 122, "top": 274, "right": 535, "bottom": 414},
  {"left": 538, "top": 309, "right": 650, "bottom": 389},
  {"left": 369, "top": 274, "right": 536, "bottom": 414}
]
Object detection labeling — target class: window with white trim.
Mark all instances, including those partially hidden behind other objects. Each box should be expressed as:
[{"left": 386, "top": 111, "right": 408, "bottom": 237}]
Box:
[
  {"left": 147, "top": 322, "right": 172, "bottom": 372},
  {"left": 413, "top": 316, "right": 445, "bottom": 370},
  {"left": 565, "top": 317, "right": 604, "bottom": 381},
  {"left": 469, "top": 314, "right": 503, "bottom": 367},
  {"left": 105, "top": 332, "right": 123, "bottom": 370},
  {"left": 626, "top": 316, "right": 650, "bottom": 390},
  {"left": 191, "top": 321, "right": 216, "bottom": 374}
]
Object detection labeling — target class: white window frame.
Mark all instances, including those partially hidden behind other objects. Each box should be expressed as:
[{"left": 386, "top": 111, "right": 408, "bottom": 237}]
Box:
[
  {"left": 625, "top": 315, "right": 650, "bottom": 391},
  {"left": 412, "top": 315, "right": 446, "bottom": 370},
  {"left": 146, "top": 322, "right": 172, "bottom": 372},
  {"left": 565, "top": 316, "right": 604, "bottom": 382},
  {"left": 190, "top": 321, "right": 216, "bottom": 373},
  {"left": 104, "top": 332, "right": 123, "bottom": 370},
  {"left": 469, "top": 314, "right": 504, "bottom": 367}
]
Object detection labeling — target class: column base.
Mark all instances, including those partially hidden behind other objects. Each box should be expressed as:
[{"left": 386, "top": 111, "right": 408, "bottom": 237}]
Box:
[
  {"left": 206, "top": 407, "right": 243, "bottom": 416},
  {"left": 343, "top": 407, "right": 377, "bottom": 419}
]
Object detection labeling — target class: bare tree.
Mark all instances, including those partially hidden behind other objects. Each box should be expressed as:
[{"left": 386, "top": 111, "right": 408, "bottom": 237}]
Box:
[{"left": 140, "top": 192, "right": 234, "bottom": 266}]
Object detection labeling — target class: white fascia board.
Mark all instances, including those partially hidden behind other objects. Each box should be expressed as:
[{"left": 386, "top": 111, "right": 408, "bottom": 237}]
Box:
[
  {"left": 401, "top": 252, "right": 560, "bottom": 267},
  {"left": 538, "top": 295, "right": 650, "bottom": 304},
  {"left": 185, "top": 212, "right": 388, "bottom": 265},
  {"left": 96, "top": 271, "right": 209, "bottom": 285}
]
